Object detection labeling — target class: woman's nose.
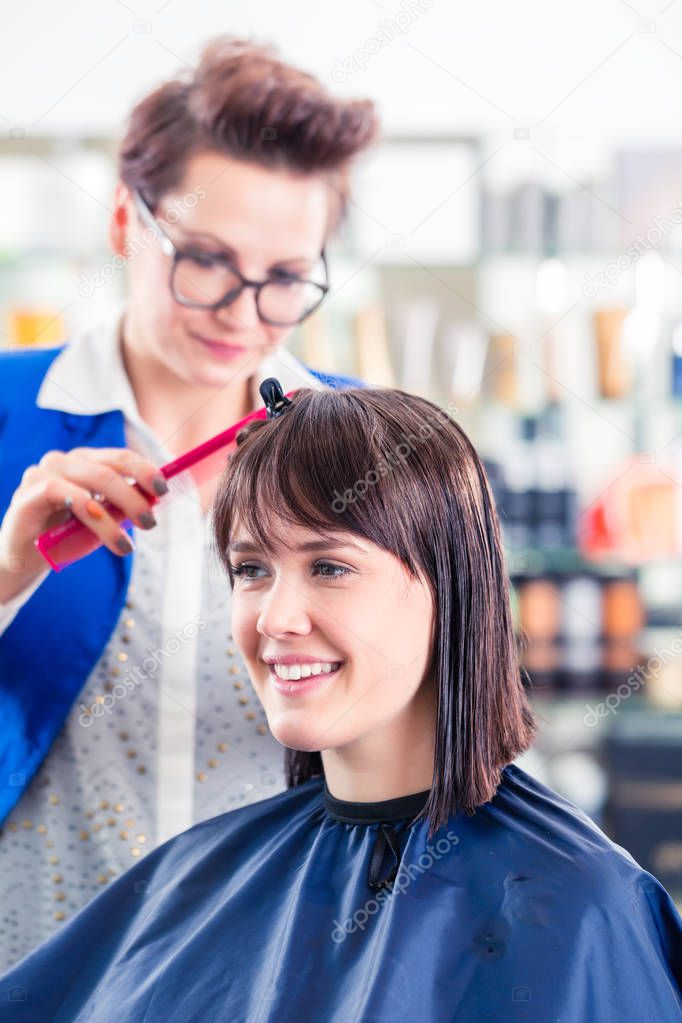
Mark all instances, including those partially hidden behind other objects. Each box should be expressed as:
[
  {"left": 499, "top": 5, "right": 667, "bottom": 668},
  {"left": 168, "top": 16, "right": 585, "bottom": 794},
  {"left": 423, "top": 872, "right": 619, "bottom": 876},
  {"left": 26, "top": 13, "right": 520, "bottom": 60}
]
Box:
[
  {"left": 213, "top": 286, "right": 263, "bottom": 337},
  {"left": 256, "top": 577, "right": 312, "bottom": 638}
]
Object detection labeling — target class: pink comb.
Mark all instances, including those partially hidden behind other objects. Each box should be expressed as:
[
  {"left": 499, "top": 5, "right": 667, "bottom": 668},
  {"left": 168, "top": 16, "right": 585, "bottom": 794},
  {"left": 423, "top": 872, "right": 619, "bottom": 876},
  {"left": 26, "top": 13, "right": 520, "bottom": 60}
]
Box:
[{"left": 35, "top": 390, "right": 297, "bottom": 571}]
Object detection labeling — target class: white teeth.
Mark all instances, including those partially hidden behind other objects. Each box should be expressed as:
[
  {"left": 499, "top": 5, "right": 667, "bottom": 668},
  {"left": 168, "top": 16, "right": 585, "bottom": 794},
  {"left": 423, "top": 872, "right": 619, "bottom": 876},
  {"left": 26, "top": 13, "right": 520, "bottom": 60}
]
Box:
[{"left": 272, "top": 662, "right": 340, "bottom": 681}]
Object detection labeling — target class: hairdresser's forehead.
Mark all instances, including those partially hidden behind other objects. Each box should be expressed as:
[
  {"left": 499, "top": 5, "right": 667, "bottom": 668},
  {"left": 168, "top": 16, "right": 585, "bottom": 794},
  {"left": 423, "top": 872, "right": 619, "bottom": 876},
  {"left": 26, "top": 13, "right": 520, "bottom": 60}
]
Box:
[{"left": 169, "top": 151, "right": 329, "bottom": 266}]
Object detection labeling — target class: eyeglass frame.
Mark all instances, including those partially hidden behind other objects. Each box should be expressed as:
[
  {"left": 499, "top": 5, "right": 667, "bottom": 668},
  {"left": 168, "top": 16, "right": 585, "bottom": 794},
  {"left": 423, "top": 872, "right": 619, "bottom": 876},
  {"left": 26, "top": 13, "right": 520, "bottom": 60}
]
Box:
[{"left": 131, "top": 188, "right": 331, "bottom": 327}]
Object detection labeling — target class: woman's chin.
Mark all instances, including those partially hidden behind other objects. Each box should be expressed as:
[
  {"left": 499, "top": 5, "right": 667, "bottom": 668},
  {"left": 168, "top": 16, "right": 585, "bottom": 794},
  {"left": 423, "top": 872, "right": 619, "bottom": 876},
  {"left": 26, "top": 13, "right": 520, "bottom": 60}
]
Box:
[
  {"left": 173, "top": 340, "right": 256, "bottom": 387},
  {"left": 185, "top": 356, "right": 252, "bottom": 388},
  {"left": 268, "top": 719, "right": 325, "bottom": 754}
]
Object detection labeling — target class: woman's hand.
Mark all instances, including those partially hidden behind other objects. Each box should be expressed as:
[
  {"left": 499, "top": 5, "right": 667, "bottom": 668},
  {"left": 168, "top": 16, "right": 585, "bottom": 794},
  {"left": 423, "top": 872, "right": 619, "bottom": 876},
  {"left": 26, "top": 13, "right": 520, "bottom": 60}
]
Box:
[{"left": 0, "top": 447, "right": 168, "bottom": 601}]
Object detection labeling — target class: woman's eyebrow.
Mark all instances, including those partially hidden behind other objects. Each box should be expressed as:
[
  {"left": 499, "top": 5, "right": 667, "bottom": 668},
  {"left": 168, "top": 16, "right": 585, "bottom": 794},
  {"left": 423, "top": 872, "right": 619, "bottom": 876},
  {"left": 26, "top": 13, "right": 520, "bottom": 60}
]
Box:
[
  {"left": 175, "top": 229, "right": 312, "bottom": 269},
  {"left": 229, "top": 537, "right": 366, "bottom": 554},
  {"left": 228, "top": 541, "right": 266, "bottom": 554},
  {"left": 180, "top": 229, "right": 238, "bottom": 255},
  {"left": 299, "top": 538, "right": 367, "bottom": 553}
]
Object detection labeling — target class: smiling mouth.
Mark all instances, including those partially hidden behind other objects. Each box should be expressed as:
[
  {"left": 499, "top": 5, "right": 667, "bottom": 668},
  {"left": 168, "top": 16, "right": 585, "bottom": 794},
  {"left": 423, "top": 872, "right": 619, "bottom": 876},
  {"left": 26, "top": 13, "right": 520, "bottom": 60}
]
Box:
[
  {"left": 190, "top": 331, "right": 247, "bottom": 355},
  {"left": 268, "top": 662, "right": 343, "bottom": 695},
  {"left": 270, "top": 662, "right": 343, "bottom": 682}
]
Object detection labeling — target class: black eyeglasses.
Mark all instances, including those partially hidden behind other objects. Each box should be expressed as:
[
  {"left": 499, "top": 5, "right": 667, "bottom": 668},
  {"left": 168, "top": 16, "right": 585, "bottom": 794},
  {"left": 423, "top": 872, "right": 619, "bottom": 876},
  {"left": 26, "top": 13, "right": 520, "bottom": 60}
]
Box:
[{"left": 133, "top": 189, "right": 330, "bottom": 327}]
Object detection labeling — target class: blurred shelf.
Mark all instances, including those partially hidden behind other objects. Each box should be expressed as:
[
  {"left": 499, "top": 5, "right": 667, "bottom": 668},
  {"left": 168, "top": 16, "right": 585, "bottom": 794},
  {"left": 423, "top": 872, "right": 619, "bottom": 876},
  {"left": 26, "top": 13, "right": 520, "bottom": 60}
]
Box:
[{"left": 504, "top": 546, "right": 658, "bottom": 577}]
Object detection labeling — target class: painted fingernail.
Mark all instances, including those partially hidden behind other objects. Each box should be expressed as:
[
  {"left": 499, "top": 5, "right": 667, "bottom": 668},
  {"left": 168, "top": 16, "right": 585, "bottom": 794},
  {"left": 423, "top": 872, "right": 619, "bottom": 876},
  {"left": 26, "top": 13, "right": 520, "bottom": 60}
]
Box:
[
  {"left": 138, "top": 511, "right": 157, "bottom": 529},
  {"left": 152, "top": 476, "right": 169, "bottom": 496},
  {"left": 116, "top": 534, "right": 135, "bottom": 554},
  {"left": 85, "top": 498, "right": 105, "bottom": 520}
]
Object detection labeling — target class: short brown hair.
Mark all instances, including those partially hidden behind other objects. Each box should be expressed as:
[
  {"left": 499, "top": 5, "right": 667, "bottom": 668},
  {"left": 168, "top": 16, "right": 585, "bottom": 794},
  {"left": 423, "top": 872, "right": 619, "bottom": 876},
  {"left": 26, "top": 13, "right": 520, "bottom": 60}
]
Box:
[
  {"left": 118, "top": 35, "right": 379, "bottom": 231},
  {"left": 212, "top": 388, "right": 537, "bottom": 836}
]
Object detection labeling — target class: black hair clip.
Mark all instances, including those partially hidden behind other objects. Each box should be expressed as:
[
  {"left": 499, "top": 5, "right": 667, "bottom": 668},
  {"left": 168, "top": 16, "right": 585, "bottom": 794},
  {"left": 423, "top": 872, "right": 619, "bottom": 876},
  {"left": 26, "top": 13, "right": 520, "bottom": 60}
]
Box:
[{"left": 259, "top": 377, "right": 293, "bottom": 420}]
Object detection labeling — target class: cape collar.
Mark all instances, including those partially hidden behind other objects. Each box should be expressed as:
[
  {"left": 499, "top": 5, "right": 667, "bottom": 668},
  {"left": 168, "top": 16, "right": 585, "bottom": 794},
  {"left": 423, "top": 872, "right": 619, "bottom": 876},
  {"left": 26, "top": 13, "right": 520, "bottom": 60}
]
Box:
[{"left": 323, "top": 781, "right": 431, "bottom": 825}]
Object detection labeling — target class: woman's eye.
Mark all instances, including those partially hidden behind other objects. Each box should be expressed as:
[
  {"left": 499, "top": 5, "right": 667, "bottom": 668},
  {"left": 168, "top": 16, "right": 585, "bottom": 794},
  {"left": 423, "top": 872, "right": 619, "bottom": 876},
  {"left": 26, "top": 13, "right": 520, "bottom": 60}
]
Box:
[
  {"left": 313, "top": 561, "right": 351, "bottom": 579},
  {"left": 270, "top": 267, "right": 300, "bottom": 280},
  {"left": 228, "top": 560, "right": 350, "bottom": 581},
  {"left": 269, "top": 270, "right": 305, "bottom": 288},
  {"left": 228, "top": 562, "right": 264, "bottom": 580},
  {"left": 186, "top": 250, "right": 224, "bottom": 269}
]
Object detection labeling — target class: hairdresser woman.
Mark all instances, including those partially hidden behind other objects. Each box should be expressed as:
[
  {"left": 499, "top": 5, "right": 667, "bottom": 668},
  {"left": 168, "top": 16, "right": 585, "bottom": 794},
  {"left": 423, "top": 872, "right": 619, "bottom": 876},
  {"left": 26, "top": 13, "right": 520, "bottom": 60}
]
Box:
[{"left": 0, "top": 36, "right": 378, "bottom": 971}]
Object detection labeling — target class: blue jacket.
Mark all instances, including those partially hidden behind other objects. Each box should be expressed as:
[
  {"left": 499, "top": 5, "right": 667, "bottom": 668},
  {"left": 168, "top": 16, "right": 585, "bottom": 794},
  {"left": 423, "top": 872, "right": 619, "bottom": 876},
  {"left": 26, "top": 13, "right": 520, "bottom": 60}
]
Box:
[{"left": 0, "top": 346, "right": 365, "bottom": 824}]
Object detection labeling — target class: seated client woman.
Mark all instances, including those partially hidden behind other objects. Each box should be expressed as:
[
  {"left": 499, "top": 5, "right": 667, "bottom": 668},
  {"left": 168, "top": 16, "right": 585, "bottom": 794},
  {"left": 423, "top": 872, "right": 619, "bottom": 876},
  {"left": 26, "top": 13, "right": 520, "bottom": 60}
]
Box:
[{"left": 1, "top": 384, "right": 681, "bottom": 1021}]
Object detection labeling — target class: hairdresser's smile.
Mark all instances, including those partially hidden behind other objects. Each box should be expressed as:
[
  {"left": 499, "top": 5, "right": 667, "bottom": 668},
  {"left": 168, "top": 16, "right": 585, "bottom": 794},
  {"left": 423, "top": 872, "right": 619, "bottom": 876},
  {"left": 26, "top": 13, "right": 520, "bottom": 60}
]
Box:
[{"left": 187, "top": 329, "right": 249, "bottom": 361}]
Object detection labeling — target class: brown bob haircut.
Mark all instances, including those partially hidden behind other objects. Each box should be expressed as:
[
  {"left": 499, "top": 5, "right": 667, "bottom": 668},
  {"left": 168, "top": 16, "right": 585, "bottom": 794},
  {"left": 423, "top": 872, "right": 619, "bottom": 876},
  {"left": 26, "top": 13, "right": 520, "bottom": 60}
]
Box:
[
  {"left": 117, "top": 35, "right": 379, "bottom": 231},
  {"left": 213, "top": 387, "right": 537, "bottom": 835}
]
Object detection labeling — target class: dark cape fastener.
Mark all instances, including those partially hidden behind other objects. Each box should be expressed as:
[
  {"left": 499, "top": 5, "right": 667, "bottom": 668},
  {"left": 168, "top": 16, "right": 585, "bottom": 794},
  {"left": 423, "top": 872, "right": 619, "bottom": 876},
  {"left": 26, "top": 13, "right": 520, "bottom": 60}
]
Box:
[{"left": 368, "top": 824, "right": 404, "bottom": 891}]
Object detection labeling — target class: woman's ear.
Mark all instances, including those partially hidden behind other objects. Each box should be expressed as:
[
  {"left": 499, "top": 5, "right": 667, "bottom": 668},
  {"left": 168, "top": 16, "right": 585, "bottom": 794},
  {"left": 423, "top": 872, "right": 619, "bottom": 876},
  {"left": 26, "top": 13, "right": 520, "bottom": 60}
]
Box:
[{"left": 109, "top": 182, "right": 132, "bottom": 257}]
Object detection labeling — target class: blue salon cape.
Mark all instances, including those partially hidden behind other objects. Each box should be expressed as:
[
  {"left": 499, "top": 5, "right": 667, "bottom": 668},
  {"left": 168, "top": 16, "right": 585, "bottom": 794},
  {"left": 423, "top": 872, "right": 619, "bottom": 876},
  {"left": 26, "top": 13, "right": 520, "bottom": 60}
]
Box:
[{"left": 1, "top": 763, "right": 680, "bottom": 1021}]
